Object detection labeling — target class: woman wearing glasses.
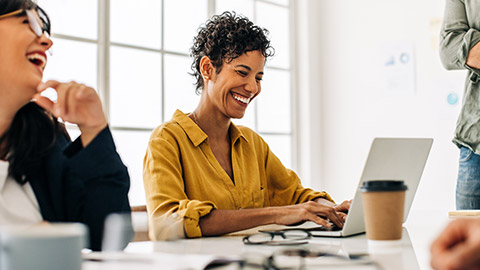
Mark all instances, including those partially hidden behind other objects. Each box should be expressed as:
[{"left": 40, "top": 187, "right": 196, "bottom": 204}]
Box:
[
  {"left": 144, "top": 12, "right": 350, "bottom": 240},
  {"left": 0, "top": 0, "right": 131, "bottom": 250}
]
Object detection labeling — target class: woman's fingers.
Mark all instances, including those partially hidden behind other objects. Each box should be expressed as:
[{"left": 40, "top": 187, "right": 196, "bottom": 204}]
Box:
[
  {"left": 308, "top": 213, "right": 332, "bottom": 228},
  {"left": 36, "top": 80, "right": 71, "bottom": 117},
  {"left": 335, "top": 200, "right": 352, "bottom": 213},
  {"left": 35, "top": 80, "right": 103, "bottom": 121},
  {"left": 35, "top": 80, "right": 107, "bottom": 147},
  {"left": 64, "top": 83, "right": 85, "bottom": 120},
  {"left": 33, "top": 94, "right": 54, "bottom": 113},
  {"left": 274, "top": 201, "right": 347, "bottom": 229},
  {"left": 337, "top": 211, "right": 347, "bottom": 222},
  {"left": 324, "top": 210, "right": 344, "bottom": 228},
  {"left": 59, "top": 82, "right": 76, "bottom": 118},
  {"left": 301, "top": 201, "right": 344, "bottom": 228},
  {"left": 37, "top": 80, "right": 61, "bottom": 92}
]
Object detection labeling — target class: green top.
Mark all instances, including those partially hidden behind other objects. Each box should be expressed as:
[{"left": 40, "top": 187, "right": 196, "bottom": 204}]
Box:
[{"left": 440, "top": 0, "right": 480, "bottom": 153}]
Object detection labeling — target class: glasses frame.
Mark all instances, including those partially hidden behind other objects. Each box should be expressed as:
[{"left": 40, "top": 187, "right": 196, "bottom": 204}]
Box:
[
  {"left": 223, "top": 249, "right": 381, "bottom": 270},
  {"left": 0, "top": 9, "right": 50, "bottom": 38},
  {"left": 242, "top": 230, "right": 312, "bottom": 246},
  {"left": 265, "top": 248, "right": 382, "bottom": 270}
]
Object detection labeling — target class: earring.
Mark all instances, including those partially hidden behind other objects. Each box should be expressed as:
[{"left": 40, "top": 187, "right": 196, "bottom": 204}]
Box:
[{"left": 203, "top": 75, "right": 209, "bottom": 80}]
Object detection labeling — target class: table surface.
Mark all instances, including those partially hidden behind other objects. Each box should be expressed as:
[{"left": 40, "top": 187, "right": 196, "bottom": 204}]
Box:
[{"left": 83, "top": 209, "right": 451, "bottom": 270}]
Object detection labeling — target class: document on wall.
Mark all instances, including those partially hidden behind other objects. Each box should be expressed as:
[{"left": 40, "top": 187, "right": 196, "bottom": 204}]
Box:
[{"left": 377, "top": 41, "right": 416, "bottom": 95}]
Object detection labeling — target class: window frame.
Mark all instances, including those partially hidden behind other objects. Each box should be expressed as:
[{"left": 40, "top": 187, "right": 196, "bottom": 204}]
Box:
[{"left": 49, "top": 0, "right": 297, "bottom": 204}]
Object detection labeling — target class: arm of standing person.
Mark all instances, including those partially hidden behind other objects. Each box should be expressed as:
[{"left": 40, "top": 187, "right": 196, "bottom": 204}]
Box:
[
  {"left": 431, "top": 219, "right": 480, "bottom": 270},
  {"left": 34, "top": 80, "right": 132, "bottom": 251},
  {"left": 440, "top": 0, "right": 480, "bottom": 71}
]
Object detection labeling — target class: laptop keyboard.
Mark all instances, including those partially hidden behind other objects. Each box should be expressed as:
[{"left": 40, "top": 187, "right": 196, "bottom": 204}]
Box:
[{"left": 307, "top": 224, "right": 342, "bottom": 232}]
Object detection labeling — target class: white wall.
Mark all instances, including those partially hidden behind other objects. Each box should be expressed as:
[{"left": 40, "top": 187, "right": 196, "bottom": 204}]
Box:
[{"left": 295, "top": 0, "right": 466, "bottom": 214}]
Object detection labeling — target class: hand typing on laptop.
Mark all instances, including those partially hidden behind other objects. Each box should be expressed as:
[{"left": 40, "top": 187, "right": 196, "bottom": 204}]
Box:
[
  {"left": 272, "top": 199, "right": 352, "bottom": 229},
  {"left": 316, "top": 198, "right": 351, "bottom": 222}
]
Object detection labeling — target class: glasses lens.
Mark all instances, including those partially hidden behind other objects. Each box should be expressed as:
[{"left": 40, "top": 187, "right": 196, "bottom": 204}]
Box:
[
  {"left": 270, "top": 254, "right": 302, "bottom": 270},
  {"left": 283, "top": 230, "right": 310, "bottom": 240},
  {"left": 26, "top": 9, "right": 43, "bottom": 37},
  {"left": 241, "top": 253, "right": 269, "bottom": 269},
  {"left": 245, "top": 233, "right": 274, "bottom": 244}
]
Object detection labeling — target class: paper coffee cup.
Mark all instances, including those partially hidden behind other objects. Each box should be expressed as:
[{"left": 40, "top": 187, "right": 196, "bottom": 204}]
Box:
[{"left": 360, "top": 180, "right": 407, "bottom": 241}]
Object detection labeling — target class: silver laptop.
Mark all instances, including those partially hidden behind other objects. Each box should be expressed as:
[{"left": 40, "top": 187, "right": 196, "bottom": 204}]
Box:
[{"left": 297, "top": 138, "right": 433, "bottom": 237}]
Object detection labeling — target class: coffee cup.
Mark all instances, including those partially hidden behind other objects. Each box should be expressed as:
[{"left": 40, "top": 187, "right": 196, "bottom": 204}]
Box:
[
  {"left": 0, "top": 223, "right": 87, "bottom": 270},
  {"left": 360, "top": 180, "right": 407, "bottom": 241}
]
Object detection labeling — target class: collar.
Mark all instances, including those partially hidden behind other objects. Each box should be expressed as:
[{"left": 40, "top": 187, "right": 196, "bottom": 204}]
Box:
[
  {"left": 173, "top": 109, "right": 249, "bottom": 147},
  {"left": 229, "top": 121, "right": 249, "bottom": 145}
]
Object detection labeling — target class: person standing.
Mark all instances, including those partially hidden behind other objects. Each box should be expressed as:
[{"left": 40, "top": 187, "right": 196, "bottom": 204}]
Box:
[{"left": 440, "top": 0, "right": 480, "bottom": 209}]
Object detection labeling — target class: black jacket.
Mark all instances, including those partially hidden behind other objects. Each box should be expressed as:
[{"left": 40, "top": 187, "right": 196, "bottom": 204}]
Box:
[{"left": 28, "top": 126, "right": 131, "bottom": 251}]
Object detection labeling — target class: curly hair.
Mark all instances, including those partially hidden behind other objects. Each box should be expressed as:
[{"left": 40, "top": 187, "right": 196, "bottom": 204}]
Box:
[{"left": 190, "top": 11, "right": 274, "bottom": 94}]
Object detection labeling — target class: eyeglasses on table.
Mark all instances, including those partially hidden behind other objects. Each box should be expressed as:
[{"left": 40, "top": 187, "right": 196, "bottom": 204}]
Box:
[
  {"left": 204, "top": 248, "right": 384, "bottom": 270},
  {"left": 242, "top": 230, "right": 312, "bottom": 246}
]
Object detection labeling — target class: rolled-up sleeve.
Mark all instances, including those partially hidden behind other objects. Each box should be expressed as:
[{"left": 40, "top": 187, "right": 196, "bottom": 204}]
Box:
[
  {"left": 440, "top": 0, "right": 480, "bottom": 73},
  {"left": 143, "top": 130, "right": 216, "bottom": 240}
]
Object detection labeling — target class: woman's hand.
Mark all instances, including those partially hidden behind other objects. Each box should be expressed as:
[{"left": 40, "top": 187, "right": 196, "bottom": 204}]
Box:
[
  {"left": 34, "top": 80, "right": 107, "bottom": 147},
  {"left": 272, "top": 201, "right": 345, "bottom": 228},
  {"left": 316, "top": 198, "right": 351, "bottom": 222}
]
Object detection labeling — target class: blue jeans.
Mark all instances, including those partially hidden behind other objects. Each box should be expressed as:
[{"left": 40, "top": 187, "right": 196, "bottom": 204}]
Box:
[{"left": 457, "top": 146, "right": 480, "bottom": 209}]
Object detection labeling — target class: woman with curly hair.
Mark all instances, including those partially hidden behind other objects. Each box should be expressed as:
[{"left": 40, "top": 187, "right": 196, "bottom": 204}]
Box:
[
  {"left": 0, "top": 0, "right": 131, "bottom": 250},
  {"left": 144, "top": 11, "right": 349, "bottom": 239}
]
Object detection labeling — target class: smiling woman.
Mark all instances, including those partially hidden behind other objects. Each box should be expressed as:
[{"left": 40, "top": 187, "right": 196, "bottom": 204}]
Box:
[
  {"left": 143, "top": 11, "right": 351, "bottom": 240},
  {"left": 0, "top": 0, "right": 132, "bottom": 251}
]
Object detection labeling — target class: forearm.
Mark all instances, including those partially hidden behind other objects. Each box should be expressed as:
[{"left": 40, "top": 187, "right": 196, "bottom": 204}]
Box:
[
  {"left": 467, "top": 42, "right": 480, "bottom": 69},
  {"left": 199, "top": 208, "right": 277, "bottom": 236},
  {"left": 439, "top": 0, "right": 478, "bottom": 70}
]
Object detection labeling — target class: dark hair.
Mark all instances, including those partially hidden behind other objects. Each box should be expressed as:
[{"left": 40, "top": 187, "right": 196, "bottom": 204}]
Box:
[
  {"left": 190, "top": 11, "right": 274, "bottom": 94},
  {"left": 0, "top": 0, "right": 61, "bottom": 184}
]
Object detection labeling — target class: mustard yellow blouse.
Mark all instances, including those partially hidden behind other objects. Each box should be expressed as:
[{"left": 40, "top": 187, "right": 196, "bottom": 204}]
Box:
[{"left": 143, "top": 110, "right": 334, "bottom": 239}]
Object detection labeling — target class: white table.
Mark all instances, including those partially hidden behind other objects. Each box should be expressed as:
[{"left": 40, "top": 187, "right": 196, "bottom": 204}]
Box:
[{"left": 83, "top": 209, "right": 451, "bottom": 270}]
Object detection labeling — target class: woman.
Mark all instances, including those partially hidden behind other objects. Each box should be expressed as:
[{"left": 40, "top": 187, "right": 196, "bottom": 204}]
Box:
[
  {"left": 144, "top": 12, "right": 350, "bottom": 239},
  {"left": 0, "top": 0, "right": 131, "bottom": 250},
  {"left": 440, "top": 0, "right": 480, "bottom": 210}
]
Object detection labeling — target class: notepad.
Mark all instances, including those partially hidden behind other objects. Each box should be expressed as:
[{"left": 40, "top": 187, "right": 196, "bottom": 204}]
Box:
[{"left": 448, "top": 210, "right": 480, "bottom": 217}]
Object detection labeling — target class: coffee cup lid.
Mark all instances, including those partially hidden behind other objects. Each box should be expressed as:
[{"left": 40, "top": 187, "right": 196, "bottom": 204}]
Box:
[{"left": 360, "top": 180, "right": 407, "bottom": 192}]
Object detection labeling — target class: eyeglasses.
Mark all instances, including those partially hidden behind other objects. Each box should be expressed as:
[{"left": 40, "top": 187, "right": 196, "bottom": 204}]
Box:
[
  {"left": 242, "top": 230, "right": 312, "bottom": 246},
  {"left": 205, "top": 249, "right": 382, "bottom": 270},
  {"left": 264, "top": 249, "right": 382, "bottom": 270},
  {"left": 0, "top": 8, "right": 52, "bottom": 55},
  {"left": 0, "top": 9, "right": 50, "bottom": 38}
]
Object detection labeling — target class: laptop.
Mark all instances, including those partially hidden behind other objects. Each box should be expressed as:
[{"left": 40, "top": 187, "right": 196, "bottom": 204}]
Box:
[{"left": 284, "top": 138, "right": 433, "bottom": 237}]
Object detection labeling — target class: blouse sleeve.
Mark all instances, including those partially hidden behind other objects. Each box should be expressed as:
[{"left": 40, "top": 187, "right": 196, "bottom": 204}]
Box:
[
  {"left": 143, "top": 129, "right": 216, "bottom": 240},
  {"left": 261, "top": 137, "right": 334, "bottom": 206}
]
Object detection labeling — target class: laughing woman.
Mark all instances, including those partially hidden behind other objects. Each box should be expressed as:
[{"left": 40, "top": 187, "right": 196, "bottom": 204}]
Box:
[
  {"left": 144, "top": 12, "right": 350, "bottom": 239},
  {"left": 0, "top": 0, "right": 131, "bottom": 250}
]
